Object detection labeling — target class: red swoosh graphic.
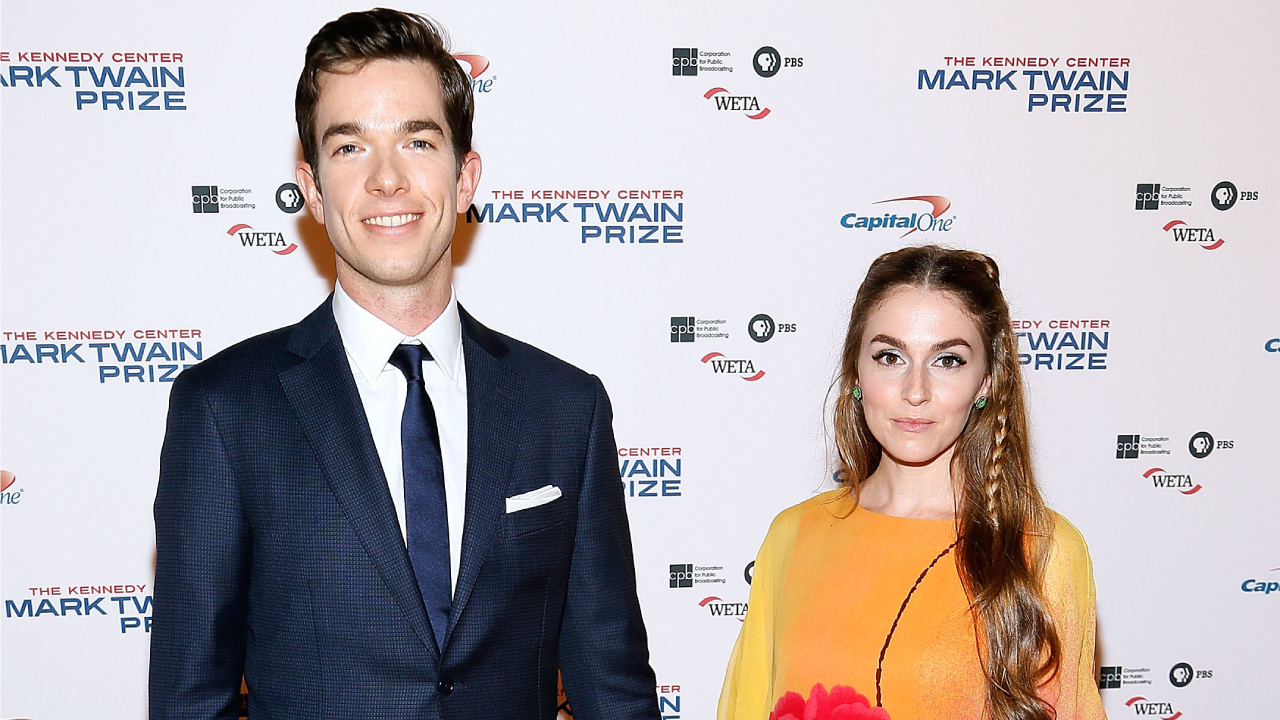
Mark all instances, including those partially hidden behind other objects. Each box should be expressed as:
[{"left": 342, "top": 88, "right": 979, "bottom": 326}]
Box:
[
  {"left": 874, "top": 195, "right": 952, "bottom": 238},
  {"left": 1125, "top": 697, "right": 1147, "bottom": 706},
  {"left": 0, "top": 471, "right": 15, "bottom": 492},
  {"left": 1143, "top": 468, "right": 1164, "bottom": 478},
  {"left": 743, "top": 371, "right": 766, "bottom": 381},
  {"left": 1163, "top": 220, "right": 1186, "bottom": 231},
  {"left": 699, "top": 597, "right": 721, "bottom": 606},
  {"left": 704, "top": 87, "right": 727, "bottom": 99},
  {"left": 701, "top": 352, "right": 725, "bottom": 363},
  {"left": 226, "top": 224, "right": 252, "bottom": 235},
  {"left": 453, "top": 54, "right": 489, "bottom": 78},
  {"left": 1164, "top": 713, "right": 1182, "bottom": 720},
  {"left": 1180, "top": 485, "right": 1203, "bottom": 495},
  {"left": 274, "top": 243, "right": 298, "bottom": 256},
  {"left": 746, "top": 108, "right": 771, "bottom": 120},
  {"left": 1201, "top": 238, "right": 1224, "bottom": 250}
]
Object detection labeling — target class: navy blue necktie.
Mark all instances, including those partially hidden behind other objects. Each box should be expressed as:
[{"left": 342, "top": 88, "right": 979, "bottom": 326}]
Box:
[{"left": 388, "top": 343, "right": 451, "bottom": 651}]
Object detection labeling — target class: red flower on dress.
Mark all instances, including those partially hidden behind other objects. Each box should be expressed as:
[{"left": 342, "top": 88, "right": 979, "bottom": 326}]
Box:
[{"left": 770, "top": 683, "right": 890, "bottom": 720}]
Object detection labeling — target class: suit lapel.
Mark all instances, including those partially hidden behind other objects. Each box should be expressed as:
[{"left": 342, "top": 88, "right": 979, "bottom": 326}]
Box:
[
  {"left": 445, "top": 308, "right": 523, "bottom": 646},
  {"left": 278, "top": 297, "right": 439, "bottom": 657}
]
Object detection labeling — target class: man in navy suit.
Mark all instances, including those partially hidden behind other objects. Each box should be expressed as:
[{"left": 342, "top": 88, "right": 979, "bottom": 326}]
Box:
[{"left": 149, "top": 9, "right": 658, "bottom": 719}]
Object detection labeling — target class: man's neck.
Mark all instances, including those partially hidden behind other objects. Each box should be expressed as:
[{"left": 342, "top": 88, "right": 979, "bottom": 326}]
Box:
[{"left": 336, "top": 264, "right": 452, "bottom": 337}]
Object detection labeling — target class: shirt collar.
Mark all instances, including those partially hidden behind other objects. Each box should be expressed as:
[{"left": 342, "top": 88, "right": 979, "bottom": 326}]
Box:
[{"left": 332, "top": 280, "right": 464, "bottom": 387}]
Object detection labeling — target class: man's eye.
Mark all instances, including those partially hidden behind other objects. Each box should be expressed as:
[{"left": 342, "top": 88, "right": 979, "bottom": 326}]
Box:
[
  {"left": 409, "top": 139, "right": 433, "bottom": 150},
  {"left": 334, "top": 144, "right": 358, "bottom": 155}
]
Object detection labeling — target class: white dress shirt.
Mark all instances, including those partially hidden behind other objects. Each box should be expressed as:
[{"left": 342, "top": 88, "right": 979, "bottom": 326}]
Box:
[{"left": 332, "top": 281, "right": 468, "bottom": 594}]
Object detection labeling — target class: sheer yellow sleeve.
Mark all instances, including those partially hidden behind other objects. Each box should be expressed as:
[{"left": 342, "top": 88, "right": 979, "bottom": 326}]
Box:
[
  {"left": 718, "top": 502, "right": 805, "bottom": 720},
  {"left": 1041, "top": 513, "right": 1107, "bottom": 720}
]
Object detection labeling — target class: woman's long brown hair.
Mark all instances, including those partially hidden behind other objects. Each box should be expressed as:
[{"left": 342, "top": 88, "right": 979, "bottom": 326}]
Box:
[{"left": 832, "top": 245, "right": 1062, "bottom": 720}]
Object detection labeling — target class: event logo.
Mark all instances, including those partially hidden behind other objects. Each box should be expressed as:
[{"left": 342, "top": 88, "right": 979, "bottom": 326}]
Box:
[
  {"left": 1187, "top": 431, "right": 1235, "bottom": 458},
  {"left": 744, "top": 561, "right": 755, "bottom": 585},
  {"left": 467, "top": 188, "right": 686, "bottom": 244},
  {"left": 275, "top": 183, "right": 303, "bottom": 214},
  {"left": 670, "top": 564, "right": 726, "bottom": 588},
  {"left": 658, "top": 685, "right": 682, "bottom": 719},
  {"left": 0, "top": 470, "right": 20, "bottom": 506},
  {"left": 1162, "top": 220, "right": 1223, "bottom": 250},
  {"left": 753, "top": 47, "right": 780, "bottom": 77},
  {"left": 1124, "top": 696, "right": 1180, "bottom": 720},
  {"left": 1143, "top": 467, "right": 1201, "bottom": 495},
  {"left": 1267, "top": 338, "right": 1280, "bottom": 353},
  {"left": 839, "top": 195, "right": 954, "bottom": 238},
  {"left": 1, "top": 327, "right": 204, "bottom": 384},
  {"left": 453, "top": 54, "right": 495, "bottom": 94},
  {"left": 704, "top": 87, "right": 770, "bottom": 119},
  {"left": 4, "top": 583, "right": 152, "bottom": 634},
  {"left": 699, "top": 596, "right": 747, "bottom": 621},
  {"left": 1210, "top": 180, "right": 1258, "bottom": 210},
  {"left": 1134, "top": 183, "right": 1192, "bottom": 210},
  {"left": 1015, "top": 319, "right": 1110, "bottom": 371},
  {"left": 748, "top": 314, "right": 775, "bottom": 342},
  {"left": 0, "top": 50, "right": 188, "bottom": 111},
  {"left": 1116, "top": 434, "right": 1171, "bottom": 459},
  {"left": 701, "top": 352, "right": 765, "bottom": 381},
  {"left": 917, "top": 55, "right": 1131, "bottom": 113},
  {"left": 1100, "top": 666, "right": 1152, "bottom": 690},
  {"left": 225, "top": 224, "right": 297, "bottom": 255},
  {"left": 671, "top": 48, "right": 732, "bottom": 76},
  {"left": 619, "top": 446, "right": 683, "bottom": 498},
  {"left": 1240, "top": 568, "right": 1279, "bottom": 595},
  {"left": 192, "top": 185, "right": 219, "bottom": 213}
]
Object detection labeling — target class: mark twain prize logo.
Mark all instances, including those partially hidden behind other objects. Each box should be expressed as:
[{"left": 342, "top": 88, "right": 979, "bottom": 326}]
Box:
[
  {"left": 467, "top": 188, "right": 685, "bottom": 244},
  {"left": 0, "top": 49, "right": 187, "bottom": 110},
  {"left": 620, "top": 446, "right": 683, "bottom": 498},
  {"left": 840, "top": 196, "right": 955, "bottom": 238},
  {"left": 4, "top": 583, "right": 153, "bottom": 635},
  {"left": 917, "top": 55, "right": 1131, "bottom": 113},
  {"left": 1015, "top": 319, "right": 1110, "bottom": 371},
  {"left": 1, "top": 328, "right": 204, "bottom": 383}
]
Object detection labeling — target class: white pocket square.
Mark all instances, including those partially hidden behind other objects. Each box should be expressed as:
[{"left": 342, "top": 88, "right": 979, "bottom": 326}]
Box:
[{"left": 505, "top": 485, "right": 562, "bottom": 514}]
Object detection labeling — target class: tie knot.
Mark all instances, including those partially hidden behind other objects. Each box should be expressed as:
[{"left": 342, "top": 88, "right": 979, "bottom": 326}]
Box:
[{"left": 389, "top": 343, "right": 432, "bottom": 382}]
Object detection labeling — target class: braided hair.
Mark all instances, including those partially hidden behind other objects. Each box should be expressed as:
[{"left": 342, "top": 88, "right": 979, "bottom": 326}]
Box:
[{"left": 832, "top": 245, "right": 1061, "bottom": 720}]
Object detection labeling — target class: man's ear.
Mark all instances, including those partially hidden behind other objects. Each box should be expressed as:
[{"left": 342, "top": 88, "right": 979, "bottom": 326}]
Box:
[
  {"left": 455, "top": 151, "right": 483, "bottom": 211},
  {"left": 296, "top": 161, "right": 325, "bottom": 225}
]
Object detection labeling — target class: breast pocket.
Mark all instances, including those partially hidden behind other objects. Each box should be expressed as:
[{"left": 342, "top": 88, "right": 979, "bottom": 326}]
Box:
[{"left": 501, "top": 495, "right": 570, "bottom": 539}]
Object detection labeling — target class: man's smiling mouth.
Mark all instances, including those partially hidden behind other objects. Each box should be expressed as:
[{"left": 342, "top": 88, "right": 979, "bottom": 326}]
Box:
[{"left": 363, "top": 213, "right": 422, "bottom": 228}]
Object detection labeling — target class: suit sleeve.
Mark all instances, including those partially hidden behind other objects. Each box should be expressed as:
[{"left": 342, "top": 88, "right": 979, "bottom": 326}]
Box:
[
  {"left": 557, "top": 376, "right": 660, "bottom": 720},
  {"left": 150, "top": 372, "right": 252, "bottom": 720},
  {"left": 1039, "top": 514, "right": 1106, "bottom": 720}
]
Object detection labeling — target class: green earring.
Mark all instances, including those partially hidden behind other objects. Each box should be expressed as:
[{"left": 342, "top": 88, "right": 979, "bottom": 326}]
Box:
[
  {"left": 975, "top": 396, "right": 987, "bottom": 409},
  {"left": 851, "top": 386, "right": 862, "bottom": 401}
]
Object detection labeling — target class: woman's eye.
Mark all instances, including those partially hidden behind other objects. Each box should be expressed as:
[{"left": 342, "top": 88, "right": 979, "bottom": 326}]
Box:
[
  {"left": 936, "top": 354, "right": 966, "bottom": 369},
  {"left": 872, "top": 350, "right": 903, "bottom": 366}
]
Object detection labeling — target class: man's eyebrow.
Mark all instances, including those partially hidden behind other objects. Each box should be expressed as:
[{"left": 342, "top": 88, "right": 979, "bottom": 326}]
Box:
[{"left": 320, "top": 119, "right": 445, "bottom": 146}]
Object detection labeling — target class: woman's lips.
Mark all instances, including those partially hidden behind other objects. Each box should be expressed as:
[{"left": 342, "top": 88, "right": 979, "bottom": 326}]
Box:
[{"left": 892, "top": 418, "right": 935, "bottom": 432}]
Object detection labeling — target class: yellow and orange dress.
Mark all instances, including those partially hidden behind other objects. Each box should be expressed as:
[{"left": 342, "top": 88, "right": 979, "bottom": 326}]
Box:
[{"left": 718, "top": 488, "right": 1105, "bottom": 720}]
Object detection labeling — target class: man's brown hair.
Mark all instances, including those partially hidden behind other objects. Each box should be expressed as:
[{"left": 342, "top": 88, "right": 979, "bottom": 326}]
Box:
[{"left": 295, "top": 8, "right": 474, "bottom": 178}]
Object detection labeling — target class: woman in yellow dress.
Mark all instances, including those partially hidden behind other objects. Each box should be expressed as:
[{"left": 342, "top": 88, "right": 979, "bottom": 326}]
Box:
[{"left": 719, "top": 246, "right": 1106, "bottom": 720}]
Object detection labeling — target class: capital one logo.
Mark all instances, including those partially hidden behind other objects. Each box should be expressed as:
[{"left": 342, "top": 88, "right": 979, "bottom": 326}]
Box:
[
  {"left": 226, "top": 224, "right": 297, "bottom": 256},
  {"left": 704, "top": 87, "right": 770, "bottom": 120}
]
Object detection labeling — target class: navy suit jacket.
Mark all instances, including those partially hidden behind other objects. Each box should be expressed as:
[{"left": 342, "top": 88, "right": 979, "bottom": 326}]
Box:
[{"left": 150, "top": 296, "right": 658, "bottom": 720}]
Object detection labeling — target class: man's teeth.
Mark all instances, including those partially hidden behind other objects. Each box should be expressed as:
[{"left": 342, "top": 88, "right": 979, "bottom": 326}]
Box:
[{"left": 363, "top": 213, "right": 421, "bottom": 227}]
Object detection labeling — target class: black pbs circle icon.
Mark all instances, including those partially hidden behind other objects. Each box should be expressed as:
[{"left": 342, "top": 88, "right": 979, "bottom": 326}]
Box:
[
  {"left": 276, "top": 183, "right": 304, "bottom": 213},
  {"left": 748, "top": 314, "right": 775, "bottom": 342},
  {"left": 1210, "top": 181, "right": 1237, "bottom": 211},
  {"left": 1188, "top": 431, "right": 1214, "bottom": 459},
  {"left": 1169, "top": 662, "right": 1194, "bottom": 687},
  {"left": 753, "top": 46, "right": 781, "bottom": 77}
]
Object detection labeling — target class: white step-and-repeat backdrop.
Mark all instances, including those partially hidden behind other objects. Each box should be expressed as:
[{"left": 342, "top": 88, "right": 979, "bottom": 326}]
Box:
[{"left": 2, "top": 1, "right": 1277, "bottom": 718}]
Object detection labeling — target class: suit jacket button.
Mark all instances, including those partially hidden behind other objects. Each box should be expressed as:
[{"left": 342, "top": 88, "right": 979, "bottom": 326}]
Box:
[{"left": 437, "top": 677, "right": 453, "bottom": 696}]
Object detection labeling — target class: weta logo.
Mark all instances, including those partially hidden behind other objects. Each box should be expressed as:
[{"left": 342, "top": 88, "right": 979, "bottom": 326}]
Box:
[
  {"left": 701, "top": 352, "right": 765, "bottom": 381},
  {"left": 703, "top": 87, "right": 770, "bottom": 119},
  {"left": 1143, "top": 467, "right": 1201, "bottom": 495},
  {"left": 225, "top": 224, "right": 297, "bottom": 256},
  {"left": 1162, "top": 220, "right": 1224, "bottom": 250},
  {"left": 1125, "top": 696, "right": 1180, "bottom": 719},
  {"left": 699, "top": 596, "right": 747, "bottom": 621}
]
